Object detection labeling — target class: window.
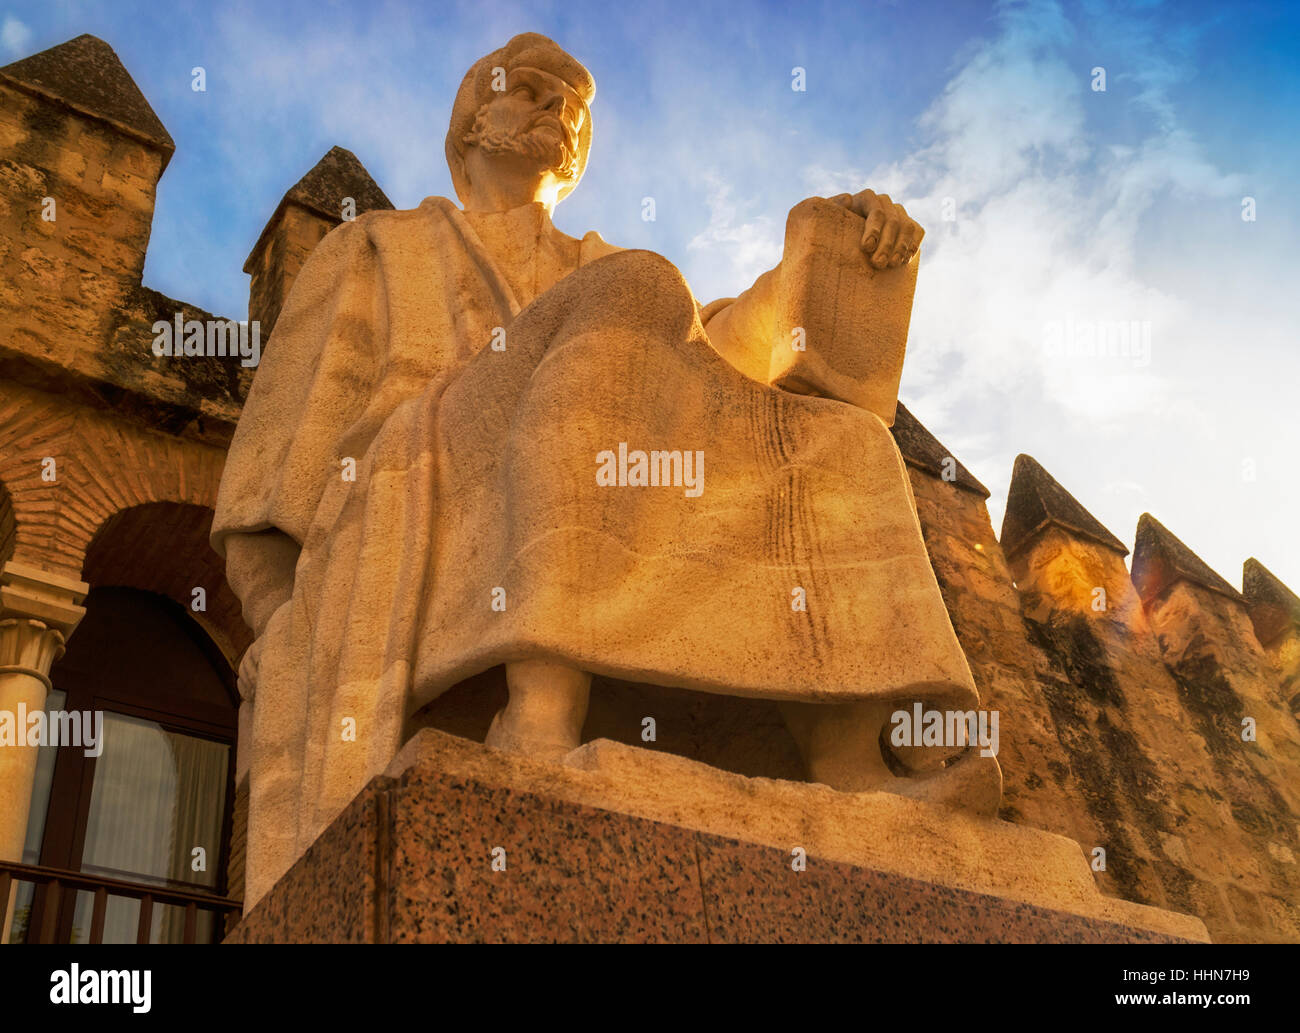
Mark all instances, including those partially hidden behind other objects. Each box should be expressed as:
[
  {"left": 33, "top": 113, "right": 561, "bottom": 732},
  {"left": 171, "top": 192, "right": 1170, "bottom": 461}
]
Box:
[{"left": 9, "top": 586, "right": 238, "bottom": 943}]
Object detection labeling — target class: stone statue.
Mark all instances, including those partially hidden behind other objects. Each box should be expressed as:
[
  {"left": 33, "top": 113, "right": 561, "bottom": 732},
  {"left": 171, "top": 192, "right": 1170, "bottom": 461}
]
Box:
[{"left": 213, "top": 32, "right": 1001, "bottom": 907}]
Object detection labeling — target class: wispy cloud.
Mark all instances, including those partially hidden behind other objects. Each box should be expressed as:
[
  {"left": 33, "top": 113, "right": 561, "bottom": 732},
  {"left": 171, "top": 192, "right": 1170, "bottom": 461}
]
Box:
[
  {"left": 805, "top": 0, "right": 1296, "bottom": 587},
  {"left": 686, "top": 174, "right": 781, "bottom": 297},
  {"left": 1, "top": 15, "right": 32, "bottom": 56}
]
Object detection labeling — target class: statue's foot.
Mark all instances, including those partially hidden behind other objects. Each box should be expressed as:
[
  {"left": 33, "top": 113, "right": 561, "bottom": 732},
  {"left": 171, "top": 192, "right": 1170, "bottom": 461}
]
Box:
[
  {"left": 781, "top": 698, "right": 1003, "bottom": 818},
  {"left": 484, "top": 707, "right": 580, "bottom": 763},
  {"left": 484, "top": 659, "right": 591, "bottom": 762},
  {"left": 888, "top": 748, "right": 1003, "bottom": 817},
  {"left": 780, "top": 700, "right": 896, "bottom": 792}
]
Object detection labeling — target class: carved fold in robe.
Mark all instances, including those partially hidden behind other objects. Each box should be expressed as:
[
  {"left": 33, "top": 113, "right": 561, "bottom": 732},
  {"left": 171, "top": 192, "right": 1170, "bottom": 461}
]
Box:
[{"left": 212, "top": 196, "right": 979, "bottom": 906}]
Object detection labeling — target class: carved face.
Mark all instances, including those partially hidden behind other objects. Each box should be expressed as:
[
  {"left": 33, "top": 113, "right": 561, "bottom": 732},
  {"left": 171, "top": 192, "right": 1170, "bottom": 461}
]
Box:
[{"left": 463, "top": 66, "right": 586, "bottom": 183}]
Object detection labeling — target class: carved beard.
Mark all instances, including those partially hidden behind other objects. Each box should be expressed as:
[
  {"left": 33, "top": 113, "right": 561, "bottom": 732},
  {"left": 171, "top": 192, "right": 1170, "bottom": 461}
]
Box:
[{"left": 463, "top": 103, "right": 580, "bottom": 182}]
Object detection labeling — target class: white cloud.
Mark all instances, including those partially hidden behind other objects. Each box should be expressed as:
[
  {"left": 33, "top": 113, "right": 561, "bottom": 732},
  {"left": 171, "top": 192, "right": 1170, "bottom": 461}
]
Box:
[
  {"left": 685, "top": 175, "right": 782, "bottom": 300},
  {"left": 804, "top": 0, "right": 1300, "bottom": 588},
  {"left": 1, "top": 16, "right": 32, "bottom": 56}
]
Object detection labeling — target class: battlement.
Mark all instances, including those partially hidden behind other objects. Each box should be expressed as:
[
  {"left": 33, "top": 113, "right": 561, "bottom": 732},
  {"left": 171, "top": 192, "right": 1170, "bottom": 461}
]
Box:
[{"left": 0, "top": 35, "right": 247, "bottom": 445}]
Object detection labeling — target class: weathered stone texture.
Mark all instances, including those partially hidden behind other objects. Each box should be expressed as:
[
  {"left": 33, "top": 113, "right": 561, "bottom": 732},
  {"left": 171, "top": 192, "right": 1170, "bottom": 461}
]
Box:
[
  {"left": 1015, "top": 522, "right": 1300, "bottom": 943},
  {"left": 906, "top": 468, "right": 1109, "bottom": 875},
  {"left": 0, "top": 54, "right": 250, "bottom": 445},
  {"left": 1244, "top": 558, "right": 1300, "bottom": 720},
  {"left": 907, "top": 445, "right": 1300, "bottom": 942},
  {"left": 225, "top": 732, "right": 1204, "bottom": 943},
  {"left": 244, "top": 146, "right": 393, "bottom": 336},
  {"left": 245, "top": 202, "right": 335, "bottom": 340},
  {"left": 0, "top": 35, "right": 251, "bottom": 669},
  {"left": 899, "top": 439, "right": 1300, "bottom": 940}
]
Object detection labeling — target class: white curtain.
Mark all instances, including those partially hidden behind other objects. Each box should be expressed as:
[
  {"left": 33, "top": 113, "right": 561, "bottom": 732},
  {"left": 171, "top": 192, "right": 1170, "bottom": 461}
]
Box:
[
  {"left": 162, "top": 732, "right": 228, "bottom": 942},
  {"left": 74, "top": 713, "right": 228, "bottom": 943}
]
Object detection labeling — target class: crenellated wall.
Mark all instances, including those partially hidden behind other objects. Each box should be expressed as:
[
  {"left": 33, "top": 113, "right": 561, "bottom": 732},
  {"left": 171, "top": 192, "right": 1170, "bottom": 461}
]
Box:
[
  {"left": 243, "top": 145, "right": 392, "bottom": 337},
  {"left": 904, "top": 444, "right": 1300, "bottom": 942}
]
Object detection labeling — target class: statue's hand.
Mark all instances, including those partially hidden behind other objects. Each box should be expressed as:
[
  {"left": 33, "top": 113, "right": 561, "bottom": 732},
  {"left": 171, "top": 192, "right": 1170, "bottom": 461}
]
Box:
[{"left": 827, "top": 189, "right": 924, "bottom": 270}]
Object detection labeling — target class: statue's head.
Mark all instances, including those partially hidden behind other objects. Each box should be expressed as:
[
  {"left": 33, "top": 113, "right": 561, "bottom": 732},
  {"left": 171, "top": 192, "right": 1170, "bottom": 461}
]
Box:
[{"left": 446, "top": 33, "right": 595, "bottom": 211}]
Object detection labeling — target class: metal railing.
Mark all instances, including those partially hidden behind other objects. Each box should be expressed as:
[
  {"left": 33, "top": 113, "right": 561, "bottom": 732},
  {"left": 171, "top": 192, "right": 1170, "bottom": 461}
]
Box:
[{"left": 0, "top": 859, "right": 242, "bottom": 944}]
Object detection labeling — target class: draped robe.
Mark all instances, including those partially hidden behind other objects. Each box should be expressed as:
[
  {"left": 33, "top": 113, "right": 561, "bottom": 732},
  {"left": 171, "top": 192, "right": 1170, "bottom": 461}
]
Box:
[{"left": 212, "top": 196, "right": 979, "bottom": 907}]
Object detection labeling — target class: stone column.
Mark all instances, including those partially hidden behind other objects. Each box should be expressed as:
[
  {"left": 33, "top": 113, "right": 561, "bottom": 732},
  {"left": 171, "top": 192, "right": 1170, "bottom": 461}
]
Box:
[{"left": 0, "top": 561, "right": 86, "bottom": 943}]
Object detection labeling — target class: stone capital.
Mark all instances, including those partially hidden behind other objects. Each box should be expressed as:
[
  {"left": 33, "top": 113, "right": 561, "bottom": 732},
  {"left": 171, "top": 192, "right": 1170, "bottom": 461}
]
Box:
[
  {"left": 0, "top": 563, "right": 87, "bottom": 875},
  {"left": 0, "top": 619, "right": 66, "bottom": 690},
  {"left": 0, "top": 561, "right": 87, "bottom": 637},
  {"left": 0, "top": 561, "right": 88, "bottom": 684}
]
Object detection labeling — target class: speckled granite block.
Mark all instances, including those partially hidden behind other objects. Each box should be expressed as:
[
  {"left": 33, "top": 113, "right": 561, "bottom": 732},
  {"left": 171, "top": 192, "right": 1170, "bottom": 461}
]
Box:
[
  {"left": 226, "top": 766, "right": 1199, "bottom": 944},
  {"left": 693, "top": 837, "right": 1191, "bottom": 944},
  {"left": 387, "top": 772, "right": 708, "bottom": 943},
  {"left": 224, "top": 777, "right": 390, "bottom": 944}
]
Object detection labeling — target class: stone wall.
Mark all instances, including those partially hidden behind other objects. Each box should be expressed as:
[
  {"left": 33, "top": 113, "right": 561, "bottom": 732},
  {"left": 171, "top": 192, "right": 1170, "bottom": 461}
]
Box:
[
  {"left": 1246, "top": 559, "right": 1300, "bottom": 721},
  {"left": 0, "top": 38, "right": 249, "bottom": 445}
]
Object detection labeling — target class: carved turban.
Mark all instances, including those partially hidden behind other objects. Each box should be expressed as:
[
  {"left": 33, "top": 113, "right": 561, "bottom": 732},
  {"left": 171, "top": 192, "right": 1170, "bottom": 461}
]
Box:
[{"left": 445, "top": 32, "right": 596, "bottom": 206}]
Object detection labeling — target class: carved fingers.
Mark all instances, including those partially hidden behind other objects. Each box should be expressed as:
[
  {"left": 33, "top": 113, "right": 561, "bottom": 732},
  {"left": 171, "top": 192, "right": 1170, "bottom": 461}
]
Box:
[
  {"left": 816, "top": 190, "right": 925, "bottom": 268},
  {"left": 846, "top": 189, "right": 924, "bottom": 269},
  {"left": 893, "top": 207, "right": 924, "bottom": 267}
]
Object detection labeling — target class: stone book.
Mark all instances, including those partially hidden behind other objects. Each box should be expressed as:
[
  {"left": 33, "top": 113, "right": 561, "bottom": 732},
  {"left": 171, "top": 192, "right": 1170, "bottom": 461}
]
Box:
[{"left": 769, "top": 196, "right": 919, "bottom": 426}]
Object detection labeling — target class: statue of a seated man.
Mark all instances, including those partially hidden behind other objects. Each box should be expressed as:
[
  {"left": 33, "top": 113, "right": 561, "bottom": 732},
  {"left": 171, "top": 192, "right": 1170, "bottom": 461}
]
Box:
[{"left": 213, "top": 32, "right": 1001, "bottom": 907}]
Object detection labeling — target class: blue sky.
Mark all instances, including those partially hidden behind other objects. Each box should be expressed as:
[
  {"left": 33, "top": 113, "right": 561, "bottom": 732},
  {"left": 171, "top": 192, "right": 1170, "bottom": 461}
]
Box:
[{"left": 4, "top": 0, "right": 1299, "bottom": 591}]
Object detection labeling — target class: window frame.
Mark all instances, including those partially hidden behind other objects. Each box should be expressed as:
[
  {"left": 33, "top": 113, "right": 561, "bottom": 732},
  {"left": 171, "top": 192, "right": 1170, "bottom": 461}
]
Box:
[{"left": 23, "top": 588, "right": 239, "bottom": 944}]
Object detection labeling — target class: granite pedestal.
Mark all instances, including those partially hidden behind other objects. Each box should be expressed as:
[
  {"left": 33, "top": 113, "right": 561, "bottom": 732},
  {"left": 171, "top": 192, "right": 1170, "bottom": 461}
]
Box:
[{"left": 226, "top": 730, "right": 1208, "bottom": 944}]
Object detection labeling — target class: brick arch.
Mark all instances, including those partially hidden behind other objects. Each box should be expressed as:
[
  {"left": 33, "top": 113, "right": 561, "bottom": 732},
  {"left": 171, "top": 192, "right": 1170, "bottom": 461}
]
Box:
[
  {"left": 0, "top": 385, "right": 226, "bottom": 579},
  {"left": 0, "top": 479, "right": 14, "bottom": 566},
  {"left": 81, "top": 501, "right": 251, "bottom": 669}
]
